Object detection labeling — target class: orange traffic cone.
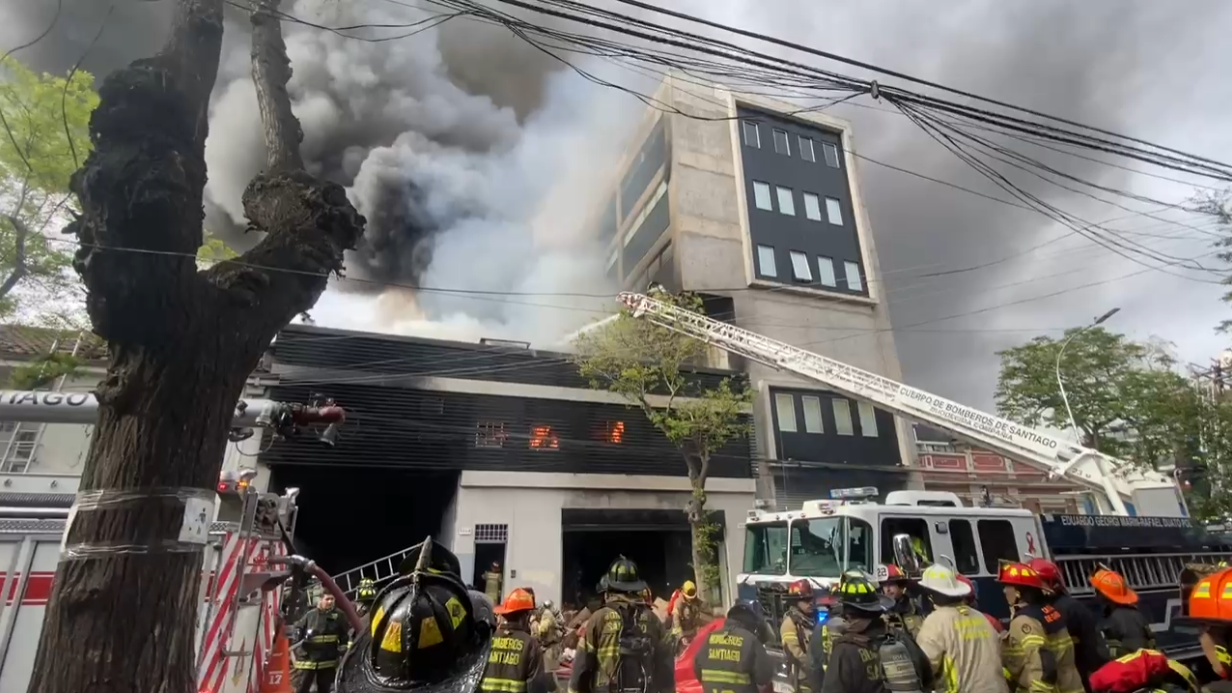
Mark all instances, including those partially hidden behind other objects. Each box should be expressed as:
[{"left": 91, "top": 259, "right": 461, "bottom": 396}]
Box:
[{"left": 259, "top": 628, "right": 293, "bottom": 693}]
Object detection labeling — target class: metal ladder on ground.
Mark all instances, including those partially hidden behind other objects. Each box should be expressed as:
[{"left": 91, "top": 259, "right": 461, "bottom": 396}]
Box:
[{"left": 331, "top": 544, "right": 423, "bottom": 598}]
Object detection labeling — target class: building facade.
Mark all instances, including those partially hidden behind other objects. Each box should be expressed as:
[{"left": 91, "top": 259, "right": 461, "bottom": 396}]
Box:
[
  {"left": 914, "top": 425, "right": 1085, "bottom": 513},
  {"left": 593, "top": 75, "right": 918, "bottom": 507},
  {"left": 258, "top": 324, "right": 757, "bottom": 607}
]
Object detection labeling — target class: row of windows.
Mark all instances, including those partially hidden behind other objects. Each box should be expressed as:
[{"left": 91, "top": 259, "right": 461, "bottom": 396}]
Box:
[
  {"left": 750, "top": 181, "right": 843, "bottom": 225},
  {"left": 775, "top": 392, "right": 878, "bottom": 437},
  {"left": 883, "top": 517, "right": 1019, "bottom": 577},
  {"left": 474, "top": 421, "right": 625, "bottom": 450},
  {"left": 756, "top": 245, "right": 863, "bottom": 291},
  {"left": 742, "top": 120, "right": 841, "bottom": 168}
]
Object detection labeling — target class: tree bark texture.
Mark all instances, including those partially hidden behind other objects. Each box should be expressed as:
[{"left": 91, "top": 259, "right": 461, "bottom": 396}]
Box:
[
  {"left": 27, "top": 0, "right": 364, "bottom": 691},
  {"left": 686, "top": 456, "right": 712, "bottom": 602}
]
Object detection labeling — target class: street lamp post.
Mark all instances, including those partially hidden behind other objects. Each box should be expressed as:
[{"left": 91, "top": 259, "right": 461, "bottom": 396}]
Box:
[{"left": 1055, "top": 308, "right": 1120, "bottom": 444}]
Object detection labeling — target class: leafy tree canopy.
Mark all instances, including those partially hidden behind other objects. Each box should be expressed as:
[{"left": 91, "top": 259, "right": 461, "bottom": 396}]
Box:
[{"left": 0, "top": 57, "right": 98, "bottom": 317}]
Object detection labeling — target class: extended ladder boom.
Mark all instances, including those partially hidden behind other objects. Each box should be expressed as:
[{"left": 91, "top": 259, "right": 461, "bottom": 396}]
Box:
[{"left": 617, "top": 292, "right": 1184, "bottom": 517}]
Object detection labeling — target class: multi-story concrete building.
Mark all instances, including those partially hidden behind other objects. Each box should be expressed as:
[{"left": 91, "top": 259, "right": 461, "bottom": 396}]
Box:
[{"left": 592, "top": 74, "right": 917, "bottom": 507}]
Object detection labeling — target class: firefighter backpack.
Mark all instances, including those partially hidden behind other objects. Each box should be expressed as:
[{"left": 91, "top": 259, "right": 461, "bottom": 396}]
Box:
[
  {"left": 877, "top": 631, "right": 925, "bottom": 693},
  {"left": 615, "top": 603, "right": 654, "bottom": 693}
]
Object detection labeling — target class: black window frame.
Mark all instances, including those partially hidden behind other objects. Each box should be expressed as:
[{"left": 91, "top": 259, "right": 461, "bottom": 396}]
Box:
[
  {"left": 948, "top": 519, "right": 981, "bottom": 575},
  {"left": 976, "top": 519, "right": 1019, "bottom": 572}
]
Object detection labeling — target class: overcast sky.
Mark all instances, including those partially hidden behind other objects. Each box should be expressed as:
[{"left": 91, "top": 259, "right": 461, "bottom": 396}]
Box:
[{"left": 4, "top": 0, "right": 1231, "bottom": 412}]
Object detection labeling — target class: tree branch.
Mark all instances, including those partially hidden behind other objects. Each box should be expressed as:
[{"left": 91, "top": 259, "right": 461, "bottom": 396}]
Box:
[
  {"left": 68, "top": 0, "right": 225, "bottom": 344},
  {"left": 0, "top": 214, "right": 28, "bottom": 300},
  {"left": 196, "top": 0, "right": 362, "bottom": 333},
  {"left": 249, "top": 0, "right": 304, "bottom": 172}
]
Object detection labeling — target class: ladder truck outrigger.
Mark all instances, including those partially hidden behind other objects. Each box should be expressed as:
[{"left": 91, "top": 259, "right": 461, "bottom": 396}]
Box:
[
  {"left": 0, "top": 389, "right": 361, "bottom": 693},
  {"left": 616, "top": 291, "right": 1232, "bottom": 666}
]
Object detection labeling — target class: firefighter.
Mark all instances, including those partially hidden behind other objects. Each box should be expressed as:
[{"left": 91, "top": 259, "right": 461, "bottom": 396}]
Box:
[
  {"left": 670, "top": 580, "right": 706, "bottom": 641},
  {"left": 537, "top": 597, "right": 565, "bottom": 671},
  {"left": 482, "top": 587, "right": 550, "bottom": 693},
  {"left": 956, "top": 574, "right": 1004, "bottom": 634},
  {"left": 915, "top": 563, "right": 1007, "bottom": 693},
  {"left": 999, "top": 561, "right": 1083, "bottom": 693},
  {"left": 810, "top": 589, "right": 847, "bottom": 691},
  {"left": 291, "top": 591, "right": 350, "bottom": 693},
  {"left": 568, "top": 556, "right": 674, "bottom": 693},
  {"left": 355, "top": 578, "right": 378, "bottom": 618},
  {"left": 781, "top": 578, "right": 817, "bottom": 693},
  {"left": 880, "top": 564, "right": 924, "bottom": 637},
  {"left": 336, "top": 537, "right": 497, "bottom": 693},
  {"left": 1029, "top": 558, "right": 1109, "bottom": 689},
  {"left": 692, "top": 602, "right": 775, "bottom": 693},
  {"left": 1180, "top": 564, "right": 1232, "bottom": 691},
  {"left": 1090, "top": 569, "right": 1154, "bottom": 659},
  {"left": 822, "top": 571, "right": 929, "bottom": 693},
  {"left": 485, "top": 562, "right": 504, "bottom": 603}
]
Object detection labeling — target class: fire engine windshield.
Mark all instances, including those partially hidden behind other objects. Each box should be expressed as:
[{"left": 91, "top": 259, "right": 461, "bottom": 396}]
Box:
[
  {"left": 789, "top": 517, "right": 874, "bottom": 577},
  {"left": 742, "top": 517, "right": 874, "bottom": 578}
]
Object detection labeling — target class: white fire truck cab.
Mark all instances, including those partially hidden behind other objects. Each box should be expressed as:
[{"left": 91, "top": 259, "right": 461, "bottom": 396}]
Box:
[{"left": 739, "top": 487, "right": 1232, "bottom": 663}]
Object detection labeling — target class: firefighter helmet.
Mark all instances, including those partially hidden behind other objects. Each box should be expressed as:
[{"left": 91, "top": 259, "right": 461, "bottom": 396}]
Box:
[
  {"left": 880, "top": 564, "right": 909, "bottom": 584},
  {"left": 338, "top": 539, "right": 492, "bottom": 693},
  {"left": 918, "top": 564, "right": 971, "bottom": 598},
  {"left": 495, "top": 588, "right": 536, "bottom": 615},
  {"left": 396, "top": 537, "right": 464, "bottom": 578},
  {"left": 997, "top": 562, "right": 1047, "bottom": 590},
  {"left": 1027, "top": 558, "right": 1064, "bottom": 591},
  {"left": 787, "top": 578, "right": 813, "bottom": 598},
  {"left": 599, "top": 556, "right": 647, "bottom": 594},
  {"left": 682, "top": 580, "right": 698, "bottom": 599},
  {"left": 358, "top": 578, "right": 378, "bottom": 602},
  {"left": 837, "top": 573, "right": 893, "bottom": 613},
  {"left": 1091, "top": 569, "right": 1138, "bottom": 605}
]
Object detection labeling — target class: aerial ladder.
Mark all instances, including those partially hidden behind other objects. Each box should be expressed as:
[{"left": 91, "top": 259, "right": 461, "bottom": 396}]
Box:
[
  {"left": 616, "top": 291, "right": 1186, "bottom": 517},
  {"left": 0, "top": 389, "right": 355, "bottom": 693}
]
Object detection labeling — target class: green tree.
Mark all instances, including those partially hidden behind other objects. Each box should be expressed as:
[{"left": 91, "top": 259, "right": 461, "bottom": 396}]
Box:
[
  {"left": 995, "top": 328, "right": 1202, "bottom": 468},
  {"left": 0, "top": 56, "right": 97, "bottom": 316},
  {"left": 572, "top": 291, "right": 751, "bottom": 601}
]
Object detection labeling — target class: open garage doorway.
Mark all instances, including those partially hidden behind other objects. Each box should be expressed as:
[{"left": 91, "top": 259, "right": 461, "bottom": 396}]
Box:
[
  {"left": 561, "top": 509, "right": 724, "bottom": 610},
  {"left": 269, "top": 466, "right": 460, "bottom": 577}
]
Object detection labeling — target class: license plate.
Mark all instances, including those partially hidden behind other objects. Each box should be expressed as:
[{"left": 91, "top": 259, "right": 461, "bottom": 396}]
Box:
[{"left": 772, "top": 682, "right": 792, "bottom": 693}]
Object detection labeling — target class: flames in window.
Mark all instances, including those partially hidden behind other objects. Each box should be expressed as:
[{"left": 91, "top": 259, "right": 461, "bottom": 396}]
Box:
[
  {"left": 605, "top": 421, "right": 625, "bottom": 444},
  {"left": 529, "top": 425, "right": 559, "bottom": 450}
]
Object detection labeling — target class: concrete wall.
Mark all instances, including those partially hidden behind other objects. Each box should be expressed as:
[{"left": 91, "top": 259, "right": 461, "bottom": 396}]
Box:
[
  {"left": 449, "top": 471, "right": 756, "bottom": 607},
  {"left": 660, "top": 76, "right": 919, "bottom": 492}
]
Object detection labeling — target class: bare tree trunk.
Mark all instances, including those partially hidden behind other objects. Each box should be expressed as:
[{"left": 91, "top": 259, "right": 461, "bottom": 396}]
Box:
[
  {"left": 685, "top": 477, "right": 714, "bottom": 603},
  {"left": 27, "top": 0, "right": 364, "bottom": 690}
]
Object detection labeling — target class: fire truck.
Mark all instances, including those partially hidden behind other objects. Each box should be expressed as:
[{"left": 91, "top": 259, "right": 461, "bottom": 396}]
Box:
[
  {"left": 0, "top": 390, "right": 349, "bottom": 693},
  {"left": 617, "top": 291, "right": 1226, "bottom": 664}
]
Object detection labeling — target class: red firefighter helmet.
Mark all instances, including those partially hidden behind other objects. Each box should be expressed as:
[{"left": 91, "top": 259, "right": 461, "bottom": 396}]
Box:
[
  {"left": 880, "top": 564, "right": 909, "bottom": 584},
  {"left": 787, "top": 579, "right": 813, "bottom": 598},
  {"left": 955, "top": 574, "right": 976, "bottom": 600},
  {"left": 1027, "top": 558, "right": 1064, "bottom": 591},
  {"left": 997, "top": 561, "right": 1047, "bottom": 590}
]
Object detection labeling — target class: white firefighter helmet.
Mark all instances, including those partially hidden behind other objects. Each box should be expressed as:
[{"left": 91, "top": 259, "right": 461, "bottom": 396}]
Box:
[{"left": 918, "top": 564, "right": 972, "bottom": 598}]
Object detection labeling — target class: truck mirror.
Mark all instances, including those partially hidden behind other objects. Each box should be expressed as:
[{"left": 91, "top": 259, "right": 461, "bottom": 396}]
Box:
[{"left": 892, "top": 534, "right": 923, "bottom": 575}]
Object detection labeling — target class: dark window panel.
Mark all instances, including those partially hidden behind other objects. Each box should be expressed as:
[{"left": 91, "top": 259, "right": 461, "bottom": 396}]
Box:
[{"left": 736, "top": 105, "right": 867, "bottom": 297}]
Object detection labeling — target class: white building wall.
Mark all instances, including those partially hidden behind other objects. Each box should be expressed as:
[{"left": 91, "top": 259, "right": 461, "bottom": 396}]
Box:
[
  {"left": 0, "top": 373, "right": 99, "bottom": 477},
  {"left": 450, "top": 471, "right": 756, "bottom": 607}
]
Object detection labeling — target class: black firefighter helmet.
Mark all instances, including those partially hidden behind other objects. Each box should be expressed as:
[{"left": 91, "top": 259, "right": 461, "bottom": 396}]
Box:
[
  {"left": 597, "top": 555, "right": 648, "bottom": 594},
  {"left": 338, "top": 538, "right": 494, "bottom": 693},
  {"left": 396, "top": 537, "right": 464, "bottom": 578}
]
